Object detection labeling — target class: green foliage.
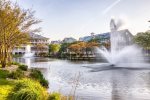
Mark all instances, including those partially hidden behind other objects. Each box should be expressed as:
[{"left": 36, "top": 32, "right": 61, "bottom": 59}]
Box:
[
  {"left": 8, "top": 69, "right": 24, "bottom": 79},
  {"left": 11, "top": 62, "right": 20, "bottom": 66},
  {"left": 48, "top": 93, "right": 61, "bottom": 100},
  {"left": 134, "top": 32, "right": 150, "bottom": 48},
  {"left": 59, "top": 43, "right": 71, "bottom": 53},
  {"left": 18, "top": 64, "right": 28, "bottom": 71},
  {"left": 49, "top": 44, "right": 61, "bottom": 54},
  {"left": 0, "top": 79, "right": 16, "bottom": 99},
  {"left": 0, "top": 69, "right": 9, "bottom": 79},
  {"left": 58, "top": 43, "right": 72, "bottom": 58},
  {"left": 0, "top": 85, "right": 13, "bottom": 99},
  {"left": 40, "top": 78, "right": 49, "bottom": 88},
  {"left": 0, "top": 0, "right": 41, "bottom": 68},
  {"left": 30, "top": 69, "right": 49, "bottom": 88},
  {"left": 30, "top": 69, "right": 43, "bottom": 80},
  {"left": 88, "top": 38, "right": 101, "bottom": 43},
  {"left": 7, "top": 78, "right": 48, "bottom": 100}
]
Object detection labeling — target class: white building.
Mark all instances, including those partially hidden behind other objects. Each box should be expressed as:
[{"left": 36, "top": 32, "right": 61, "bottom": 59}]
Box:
[{"left": 13, "top": 33, "right": 49, "bottom": 56}]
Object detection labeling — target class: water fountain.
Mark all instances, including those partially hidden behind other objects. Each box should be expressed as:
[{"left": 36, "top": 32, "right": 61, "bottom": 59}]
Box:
[
  {"left": 23, "top": 45, "right": 34, "bottom": 58},
  {"left": 88, "top": 18, "right": 149, "bottom": 71}
]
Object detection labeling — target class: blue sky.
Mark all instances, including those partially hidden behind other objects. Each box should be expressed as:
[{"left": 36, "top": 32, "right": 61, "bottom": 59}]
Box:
[{"left": 12, "top": 0, "right": 150, "bottom": 40}]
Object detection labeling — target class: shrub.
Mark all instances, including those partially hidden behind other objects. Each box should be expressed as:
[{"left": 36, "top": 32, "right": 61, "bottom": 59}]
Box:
[
  {"left": 30, "top": 69, "right": 43, "bottom": 80},
  {"left": 40, "top": 78, "right": 49, "bottom": 88},
  {"left": 18, "top": 64, "right": 28, "bottom": 71},
  {"left": 0, "top": 69, "right": 9, "bottom": 79},
  {"left": 7, "top": 78, "right": 48, "bottom": 100},
  {"left": 8, "top": 69, "right": 24, "bottom": 79},
  {"left": 48, "top": 93, "right": 61, "bottom": 100},
  {"left": 11, "top": 62, "right": 20, "bottom": 66},
  {"left": 30, "top": 69, "right": 49, "bottom": 88}
]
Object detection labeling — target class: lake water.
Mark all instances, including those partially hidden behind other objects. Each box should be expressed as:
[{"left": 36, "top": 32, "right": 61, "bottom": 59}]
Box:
[{"left": 14, "top": 57, "right": 150, "bottom": 100}]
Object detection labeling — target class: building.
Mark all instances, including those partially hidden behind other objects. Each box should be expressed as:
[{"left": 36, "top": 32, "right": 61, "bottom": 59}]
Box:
[
  {"left": 79, "top": 19, "right": 133, "bottom": 48},
  {"left": 51, "top": 40, "right": 62, "bottom": 44},
  {"left": 110, "top": 19, "right": 133, "bottom": 50},
  {"left": 79, "top": 32, "right": 96, "bottom": 42},
  {"left": 62, "top": 37, "right": 77, "bottom": 43},
  {"left": 13, "top": 33, "right": 49, "bottom": 56}
]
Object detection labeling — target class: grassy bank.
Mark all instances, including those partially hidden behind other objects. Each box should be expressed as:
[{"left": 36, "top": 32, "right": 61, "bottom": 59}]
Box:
[{"left": 0, "top": 63, "right": 67, "bottom": 100}]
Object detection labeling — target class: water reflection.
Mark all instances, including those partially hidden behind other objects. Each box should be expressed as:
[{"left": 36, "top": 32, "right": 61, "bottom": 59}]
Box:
[
  {"left": 14, "top": 57, "right": 150, "bottom": 100},
  {"left": 111, "top": 70, "right": 130, "bottom": 100},
  {"left": 111, "top": 70, "right": 150, "bottom": 100}
]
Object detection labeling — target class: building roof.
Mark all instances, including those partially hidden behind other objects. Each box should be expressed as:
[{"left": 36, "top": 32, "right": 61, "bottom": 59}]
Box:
[
  {"left": 63, "top": 37, "right": 77, "bottom": 43},
  {"left": 79, "top": 36, "right": 93, "bottom": 42},
  {"left": 79, "top": 29, "right": 133, "bottom": 42},
  {"left": 29, "top": 33, "right": 49, "bottom": 40}
]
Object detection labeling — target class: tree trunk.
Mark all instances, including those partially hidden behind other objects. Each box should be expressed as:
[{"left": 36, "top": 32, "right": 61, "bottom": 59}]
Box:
[
  {"left": 1, "top": 60, "right": 6, "bottom": 68},
  {"left": 2, "top": 48, "right": 7, "bottom": 68}
]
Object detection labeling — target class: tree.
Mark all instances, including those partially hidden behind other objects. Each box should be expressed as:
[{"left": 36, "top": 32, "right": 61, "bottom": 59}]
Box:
[
  {"left": 68, "top": 43, "right": 81, "bottom": 53},
  {"left": 49, "top": 44, "right": 61, "bottom": 55},
  {"left": 35, "top": 43, "right": 48, "bottom": 56},
  {"left": 0, "top": 0, "right": 41, "bottom": 67},
  {"left": 68, "top": 42, "right": 86, "bottom": 53},
  {"left": 68, "top": 41, "right": 100, "bottom": 57},
  {"left": 59, "top": 43, "right": 71, "bottom": 53},
  {"left": 134, "top": 31, "right": 150, "bottom": 54},
  {"left": 134, "top": 32, "right": 150, "bottom": 48},
  {"left": 58, "top": 43, "right": 71, "bottom": 58}
]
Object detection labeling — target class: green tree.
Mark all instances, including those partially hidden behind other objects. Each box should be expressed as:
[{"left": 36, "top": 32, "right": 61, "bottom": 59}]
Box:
[
  {"left": 49, "top": 44, "right": 61, "bottom": 55},
  {"left": 0, "top": 0, "right": 41, "bottom": 67},
  {"left": 134, "top": 32, "right": 150, "bottom": 48},
  {"left": 58, "top": 43, "right": 71, "bottom": 58},
  {"left": 88, "top": 38, "right": 101, "bottom": 43},
  {"left": 134, "top": 31, "right": 150, "bottom": 54}
]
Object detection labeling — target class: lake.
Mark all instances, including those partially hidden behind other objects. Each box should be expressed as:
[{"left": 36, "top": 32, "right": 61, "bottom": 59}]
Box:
[{"left": 14, "top": 57, "right": 150, "bottom": 100}]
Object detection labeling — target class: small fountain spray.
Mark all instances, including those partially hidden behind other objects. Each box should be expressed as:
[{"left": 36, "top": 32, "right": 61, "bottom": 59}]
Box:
[{"left": 23, "top": 45, "right": 34, "bottom": 58}]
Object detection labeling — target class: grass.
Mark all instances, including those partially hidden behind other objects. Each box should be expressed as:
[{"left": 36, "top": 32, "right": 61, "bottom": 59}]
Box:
[
  {"left": 8, "top": 69, "right": 24, "bottom": 79},
  {"left": 48, "top": 93, "right": 61, "bottom": 100},
  {"left": 30, "top": 69, "right": 49, "bottom": 88},
  {"left": 0, "top": 70, "right": 9, "bottom": 79},
  {"left": 7, "top": 78, "right": 48, "bottom": 100},
  {"left": 0, "top": 65, "right": 70, "bottom": 100},
  {"left": 0, "top": 79, "right": 16, "bottom": 99},
  {"left": 0, "top": 68, "right": 49, "bottom": 100},
  {"left": 0, "top": 69, "right": 16, "bottom": 100}
]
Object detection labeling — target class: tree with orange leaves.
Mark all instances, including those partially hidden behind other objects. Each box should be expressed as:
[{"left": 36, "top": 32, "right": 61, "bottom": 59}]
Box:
[{"left": 68, "top": 41, "right": 100, "bottom": 58}]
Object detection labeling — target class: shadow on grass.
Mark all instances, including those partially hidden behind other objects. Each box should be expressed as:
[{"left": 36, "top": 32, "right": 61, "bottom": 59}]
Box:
[{"left": 0, "top": 79, "right": 15, "bottom": 86}]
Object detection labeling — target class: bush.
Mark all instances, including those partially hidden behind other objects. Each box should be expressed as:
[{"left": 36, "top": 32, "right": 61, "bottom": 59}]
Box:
[
  {"left": 8, "top": 69, "right": 24, "bottom": 79},
  {"left": 40, "top": 78, "right": 49, "bottom": 88},
  {"left": 18, "top": 64, "right": 28, "bottom": 71},
  {"left": 0, "top": 69, "right": 9, "bottom": 79},
  {"left": 48, "top": 93, "right": 61, "bottom": 100},
  {"left": 30, "top": 69, "right": 49, "bottom": 88},
  {"left": 11, "top": 62, "right": 20, "bottom": 66},
  {"left": 7, "top": 78, "right": 48, "bottom": 100},
  {"left": 30, "top": 69, "right": 43, "bottom": 80}
]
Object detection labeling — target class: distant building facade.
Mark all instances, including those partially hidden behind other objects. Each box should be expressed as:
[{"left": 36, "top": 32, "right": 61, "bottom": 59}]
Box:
[
  {"left": 79, "top": 19, "right": 133, "bottom": 49},
  {"left": 51, "top": 40, "right": 62, "bottom": 44},
  {"left": 13, "top": 33, "right": 49, "bottom": 56},
  {"left": 62, "top": 37, "right": 77, "bottom": 43},
  {"left": 79, "top": 32, "right": 110, "bottom": 45}
]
